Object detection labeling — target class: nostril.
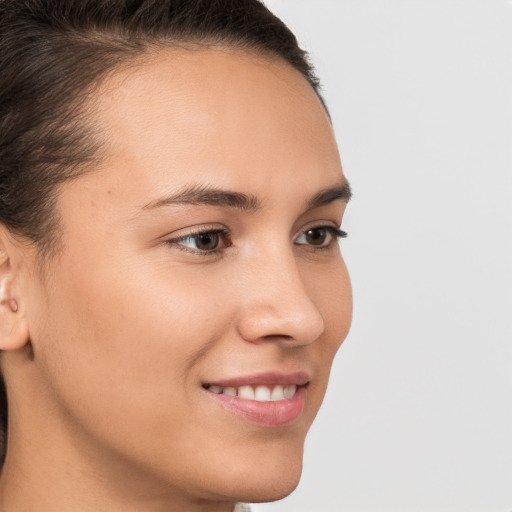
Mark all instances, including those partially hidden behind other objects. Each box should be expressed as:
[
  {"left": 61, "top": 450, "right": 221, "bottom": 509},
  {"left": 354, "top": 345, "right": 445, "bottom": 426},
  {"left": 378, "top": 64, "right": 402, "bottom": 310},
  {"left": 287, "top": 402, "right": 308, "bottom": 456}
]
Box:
[{"left": 260, "top": 334, "right": 293, "bottom": 342}]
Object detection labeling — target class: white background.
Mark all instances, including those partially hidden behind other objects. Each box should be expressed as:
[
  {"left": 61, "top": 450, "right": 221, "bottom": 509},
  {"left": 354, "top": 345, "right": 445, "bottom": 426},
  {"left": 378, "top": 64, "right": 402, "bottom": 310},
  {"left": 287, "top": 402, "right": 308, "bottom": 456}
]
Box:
[{"left": 254, "top": 1, "right": 512, "bottom": 511}]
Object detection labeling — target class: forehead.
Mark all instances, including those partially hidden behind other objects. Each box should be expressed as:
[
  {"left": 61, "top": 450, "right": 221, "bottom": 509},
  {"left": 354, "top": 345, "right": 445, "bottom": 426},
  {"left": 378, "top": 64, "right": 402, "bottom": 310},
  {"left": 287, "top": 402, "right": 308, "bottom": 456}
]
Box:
[{"left": 87, "top": 47, "right": 342, "bottom": 203}]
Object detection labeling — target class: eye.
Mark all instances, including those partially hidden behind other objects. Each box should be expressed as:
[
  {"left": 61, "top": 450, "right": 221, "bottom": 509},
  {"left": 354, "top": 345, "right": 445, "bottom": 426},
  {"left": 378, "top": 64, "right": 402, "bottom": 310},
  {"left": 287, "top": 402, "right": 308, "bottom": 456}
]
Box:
[
  {"left": 181, "top": 232, "right": 220, "bottom": 251},
  {"left": 295, "top": 226, "right": 347, "bottom": 248},
  {"left": 167, "top": 229, "right": 231, "bottom": 253}
]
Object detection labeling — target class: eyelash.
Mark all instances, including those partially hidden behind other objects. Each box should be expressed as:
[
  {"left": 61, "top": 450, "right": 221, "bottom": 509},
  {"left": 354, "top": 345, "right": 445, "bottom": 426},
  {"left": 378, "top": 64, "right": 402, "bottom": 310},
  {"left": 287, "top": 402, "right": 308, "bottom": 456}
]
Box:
[{"left": 165, "top": 225, "right": 347, "bottom": 256}]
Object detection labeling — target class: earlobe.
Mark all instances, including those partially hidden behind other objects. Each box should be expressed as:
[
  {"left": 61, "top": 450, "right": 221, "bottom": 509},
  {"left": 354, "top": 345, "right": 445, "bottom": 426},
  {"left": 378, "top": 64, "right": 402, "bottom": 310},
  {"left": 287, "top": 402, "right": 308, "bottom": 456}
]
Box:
[{"left": 0, "top": 246, "right": 29, "bottom": 351}]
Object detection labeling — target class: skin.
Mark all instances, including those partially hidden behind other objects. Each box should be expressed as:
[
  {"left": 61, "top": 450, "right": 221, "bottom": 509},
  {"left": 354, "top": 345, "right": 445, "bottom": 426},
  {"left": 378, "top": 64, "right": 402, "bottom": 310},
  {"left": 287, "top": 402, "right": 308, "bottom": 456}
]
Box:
[{"left": 0, "top": 48, "right": 352, "bottom": 511}]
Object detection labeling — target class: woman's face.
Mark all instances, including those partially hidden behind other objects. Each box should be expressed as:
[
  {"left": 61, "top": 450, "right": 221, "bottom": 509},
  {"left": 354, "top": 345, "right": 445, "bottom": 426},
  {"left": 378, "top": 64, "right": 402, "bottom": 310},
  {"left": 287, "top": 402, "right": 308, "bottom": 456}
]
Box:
[{"left": 18, "top": 48, "right": 351, "bottom": 504}]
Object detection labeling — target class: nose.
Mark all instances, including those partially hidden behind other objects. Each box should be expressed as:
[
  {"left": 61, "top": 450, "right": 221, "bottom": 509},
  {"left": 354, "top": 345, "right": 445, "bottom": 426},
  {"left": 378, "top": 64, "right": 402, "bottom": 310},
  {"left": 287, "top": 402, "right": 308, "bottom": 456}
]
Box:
[{"left": 236, "top": 248, "right": 325, "bottom": 347}]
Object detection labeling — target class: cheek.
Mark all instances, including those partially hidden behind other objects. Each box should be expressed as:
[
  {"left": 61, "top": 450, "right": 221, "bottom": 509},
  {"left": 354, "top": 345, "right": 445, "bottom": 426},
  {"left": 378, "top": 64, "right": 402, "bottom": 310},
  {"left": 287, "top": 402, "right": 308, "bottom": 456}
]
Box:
[
  {"left": 304, "top": 256, "right": 352, "bottom": 352},
  {"left": 29, "top": 254, "right": 229, "bottom": 440},
  {"left": 298, "top": 256, "right": 352, "bottom": 415}
]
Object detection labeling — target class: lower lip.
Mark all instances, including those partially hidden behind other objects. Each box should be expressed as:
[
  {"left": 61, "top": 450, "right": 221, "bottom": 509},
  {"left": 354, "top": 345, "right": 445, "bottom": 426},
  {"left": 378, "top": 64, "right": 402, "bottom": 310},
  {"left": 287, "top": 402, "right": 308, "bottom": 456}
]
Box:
[{"left": 206, "top": 386, "right": 306, "bottom": 427}]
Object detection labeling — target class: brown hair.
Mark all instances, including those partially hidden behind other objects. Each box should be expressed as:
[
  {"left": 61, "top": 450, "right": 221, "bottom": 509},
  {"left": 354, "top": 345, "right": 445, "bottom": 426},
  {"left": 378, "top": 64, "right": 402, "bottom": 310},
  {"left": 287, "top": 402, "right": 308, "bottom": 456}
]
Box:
[{"left": 0, "top": 0, "right": 326, "bottom": 465}]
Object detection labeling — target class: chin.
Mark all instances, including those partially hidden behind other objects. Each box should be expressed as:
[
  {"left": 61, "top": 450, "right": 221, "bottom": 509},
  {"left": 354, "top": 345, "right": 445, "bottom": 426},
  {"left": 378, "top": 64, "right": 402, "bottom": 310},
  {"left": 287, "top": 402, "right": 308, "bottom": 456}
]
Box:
[
  {"left": 214, "top": 448, "right": 304, "bottom": 504},
  {"left": 243, "top": 470, "right": 303, "bottom": 504},
  {"left": 229, "top": 472, "right": 303, "bottom": 505}
]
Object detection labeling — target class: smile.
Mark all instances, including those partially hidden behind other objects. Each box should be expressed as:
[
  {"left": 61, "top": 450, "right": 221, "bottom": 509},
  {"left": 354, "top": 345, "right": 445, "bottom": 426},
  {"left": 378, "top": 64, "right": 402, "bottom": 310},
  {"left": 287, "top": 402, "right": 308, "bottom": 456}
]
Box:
[
  {"left": 202, "top": 372, "right": 310, "bottom": 426},
  {"left": 202, "top": 383, "right": 299, "bottom": 402}
]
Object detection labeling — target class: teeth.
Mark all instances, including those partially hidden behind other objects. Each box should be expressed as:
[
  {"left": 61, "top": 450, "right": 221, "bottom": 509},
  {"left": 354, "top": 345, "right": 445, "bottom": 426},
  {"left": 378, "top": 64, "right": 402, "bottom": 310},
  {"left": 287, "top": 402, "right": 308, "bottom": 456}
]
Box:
[
  {"left": 223, "top": 387, "right": 237, "bottom": 396},
  {"left": 255, "top": 385, "right": 271, "bottom": 402},
  {"left": 238, "top": 386, "right": 255, "bottom": 400},
  {"left": 206, "top": 383, "right": 298, "bottom": 402},
  {"left": 284, "top": 385, "right": 297, "bottom": 399},
  {"left": 271, "top": 385, "right": 285, "bottom": 401}
]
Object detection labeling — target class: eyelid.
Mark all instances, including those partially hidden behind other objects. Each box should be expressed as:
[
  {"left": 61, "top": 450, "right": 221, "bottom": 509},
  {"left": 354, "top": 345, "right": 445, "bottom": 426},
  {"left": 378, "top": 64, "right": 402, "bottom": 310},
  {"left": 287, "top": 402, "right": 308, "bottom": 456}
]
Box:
[{"left": 163, "top": 223, "right": 227, "bottom": 240}]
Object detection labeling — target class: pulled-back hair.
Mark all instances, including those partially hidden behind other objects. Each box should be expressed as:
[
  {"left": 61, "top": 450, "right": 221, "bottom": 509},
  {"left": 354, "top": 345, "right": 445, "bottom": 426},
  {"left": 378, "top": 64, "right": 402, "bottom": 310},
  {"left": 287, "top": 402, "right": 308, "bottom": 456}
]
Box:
[{"left": 0, "top": 0, "right": 325, "bottom": 467}]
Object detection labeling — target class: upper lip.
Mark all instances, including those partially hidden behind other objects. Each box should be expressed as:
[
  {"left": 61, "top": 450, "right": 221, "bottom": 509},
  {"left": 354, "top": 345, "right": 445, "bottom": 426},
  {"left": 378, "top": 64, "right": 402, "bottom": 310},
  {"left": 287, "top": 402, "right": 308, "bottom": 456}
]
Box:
[{"left": 203, "top": 371, "right": 311, "bottom": 388}]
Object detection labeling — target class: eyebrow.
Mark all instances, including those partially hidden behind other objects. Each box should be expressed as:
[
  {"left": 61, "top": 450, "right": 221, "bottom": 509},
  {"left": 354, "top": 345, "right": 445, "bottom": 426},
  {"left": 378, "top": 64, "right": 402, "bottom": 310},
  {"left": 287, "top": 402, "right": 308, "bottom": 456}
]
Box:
[
  {"left": 143, "top": 184, "right": 260, "bottom": 212},
  {"left": 306, "top": 181, "right": 352, "bottom": 209},
  {"left": 142, "top": 179, "right": 351, "bottom": 212}
]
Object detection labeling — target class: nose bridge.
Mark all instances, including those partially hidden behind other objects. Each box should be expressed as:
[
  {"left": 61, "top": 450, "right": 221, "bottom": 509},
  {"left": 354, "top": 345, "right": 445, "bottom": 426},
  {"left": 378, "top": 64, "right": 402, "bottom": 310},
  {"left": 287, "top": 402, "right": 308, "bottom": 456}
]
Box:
[{"left": 237, "top": 242, "right": 325, "bottom": 346}]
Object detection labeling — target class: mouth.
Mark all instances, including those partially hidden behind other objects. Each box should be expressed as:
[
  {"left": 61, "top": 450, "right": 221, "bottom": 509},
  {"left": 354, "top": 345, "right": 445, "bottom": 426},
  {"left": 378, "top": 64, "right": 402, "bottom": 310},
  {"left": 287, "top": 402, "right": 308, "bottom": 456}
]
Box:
[
  {"left": 202, "top": 372, "right": 310, "bottom": 426},
  {"left": 202, "top": 383, "right": 305, "bottom": 401}
]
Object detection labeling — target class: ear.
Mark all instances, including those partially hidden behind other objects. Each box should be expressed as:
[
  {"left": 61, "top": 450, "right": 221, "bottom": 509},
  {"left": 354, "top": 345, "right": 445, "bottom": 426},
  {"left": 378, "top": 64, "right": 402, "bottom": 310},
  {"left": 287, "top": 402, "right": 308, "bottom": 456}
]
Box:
[{"left": 0, "top": 234, "right": 29, "bottom": 351}]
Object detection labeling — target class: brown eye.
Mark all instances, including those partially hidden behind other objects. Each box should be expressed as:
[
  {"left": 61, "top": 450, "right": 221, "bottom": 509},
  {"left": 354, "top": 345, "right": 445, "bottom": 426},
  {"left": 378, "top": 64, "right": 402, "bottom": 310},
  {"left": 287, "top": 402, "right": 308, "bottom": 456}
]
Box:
[
  {"left": 295, "top": 225, "right": 346, "bottom": 248},
  {"left": 304, "top": 227, "right": 328, "bottom": 246},
  {"left": 170, "top": 230, "right": 229, "bottom": 253},
  {"left": 193, "top": 232, "right": 220, "bottom": 251}
]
